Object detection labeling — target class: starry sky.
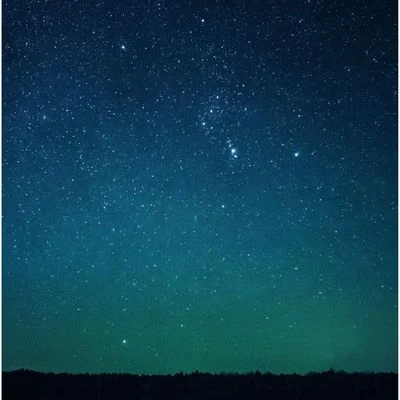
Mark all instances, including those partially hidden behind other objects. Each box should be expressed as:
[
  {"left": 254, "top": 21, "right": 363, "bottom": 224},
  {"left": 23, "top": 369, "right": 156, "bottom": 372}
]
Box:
[{"left": 3, "top": 0, "right": 397, "bottom": 374}]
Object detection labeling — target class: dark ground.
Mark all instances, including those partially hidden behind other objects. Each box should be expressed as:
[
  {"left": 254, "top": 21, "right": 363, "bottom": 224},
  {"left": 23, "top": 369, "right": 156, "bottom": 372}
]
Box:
[{"left": 3, "top": 369, "right": 397, "bottom": 399}]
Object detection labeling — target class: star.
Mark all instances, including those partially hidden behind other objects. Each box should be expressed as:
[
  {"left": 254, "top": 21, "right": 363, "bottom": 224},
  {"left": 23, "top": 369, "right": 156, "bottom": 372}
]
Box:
[{"left": 227, "top": 139, "right": 238, "bottom": 159}]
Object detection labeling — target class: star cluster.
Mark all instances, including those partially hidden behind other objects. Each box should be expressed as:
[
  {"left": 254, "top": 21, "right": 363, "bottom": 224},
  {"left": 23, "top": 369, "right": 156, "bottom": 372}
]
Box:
[{"left": 3, "top": 0, "right": 397, "bottom": 374}]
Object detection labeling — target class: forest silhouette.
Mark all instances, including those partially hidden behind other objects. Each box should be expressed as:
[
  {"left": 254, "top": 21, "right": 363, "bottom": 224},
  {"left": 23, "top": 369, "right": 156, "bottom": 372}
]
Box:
[{"left": 3, "top": 368, "right": 397, "bottom": 399}]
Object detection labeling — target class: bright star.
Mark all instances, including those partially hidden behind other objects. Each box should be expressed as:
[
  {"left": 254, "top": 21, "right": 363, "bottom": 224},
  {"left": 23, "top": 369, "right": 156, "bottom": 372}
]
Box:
[
  {"left": 294, "top": 152, "right": 300, "bottom": 157},
  {"left": 227, "top": 140, "right": 238, "bottom": 159}
]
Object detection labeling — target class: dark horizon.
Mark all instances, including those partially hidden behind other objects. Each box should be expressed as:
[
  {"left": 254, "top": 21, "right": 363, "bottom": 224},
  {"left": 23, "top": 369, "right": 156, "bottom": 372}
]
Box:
[
  {"left": 3, "top": 368, "right": 398, "bottom": 375},
  {"left": 3, "top": 369, "right": 397, "bottom": 400}
]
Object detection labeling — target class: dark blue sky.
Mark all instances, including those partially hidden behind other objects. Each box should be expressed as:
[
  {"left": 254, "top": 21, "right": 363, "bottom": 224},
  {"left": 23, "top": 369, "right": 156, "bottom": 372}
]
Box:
[{"left": 3, "top": 0, "right": 397, "bottom": 374}]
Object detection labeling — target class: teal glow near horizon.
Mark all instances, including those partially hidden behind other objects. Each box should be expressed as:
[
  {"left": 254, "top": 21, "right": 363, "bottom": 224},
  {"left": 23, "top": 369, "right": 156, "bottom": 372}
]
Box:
[{"left": 3, "top": 0, "right": 397, "bottom": 374}]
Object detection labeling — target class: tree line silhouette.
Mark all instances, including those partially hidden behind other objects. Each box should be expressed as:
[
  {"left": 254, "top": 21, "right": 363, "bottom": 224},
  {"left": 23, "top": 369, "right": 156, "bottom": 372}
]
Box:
[{"left": 3, "top": 368, "right": 397, "bottom": 399}]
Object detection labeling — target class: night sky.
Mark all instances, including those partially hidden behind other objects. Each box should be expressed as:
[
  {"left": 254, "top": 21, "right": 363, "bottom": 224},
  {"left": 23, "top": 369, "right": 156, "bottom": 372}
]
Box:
[{"left": 3, "top": 0, "right": 397, "bottom": 374}]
